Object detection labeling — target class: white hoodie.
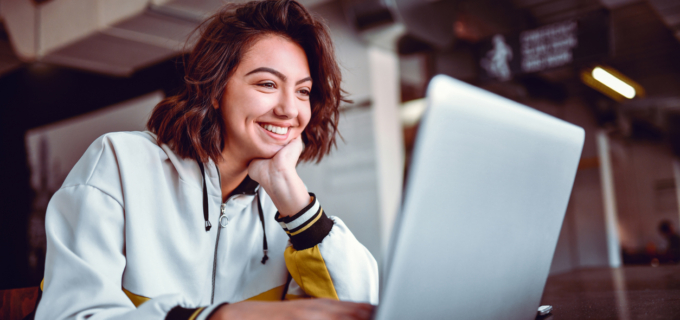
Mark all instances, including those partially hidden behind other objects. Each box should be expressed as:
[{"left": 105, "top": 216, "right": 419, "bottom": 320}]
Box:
[{"left": 36, "top": 131, "right": 379, "bottom": 320}]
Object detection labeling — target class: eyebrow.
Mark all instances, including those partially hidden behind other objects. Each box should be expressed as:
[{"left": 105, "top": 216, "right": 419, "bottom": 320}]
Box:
[
  {"left": 296, "top": 77, "right": 312, "bottom": 86},
  {"left": 245, "top": 67, "right": 312, "bottom": 86}
]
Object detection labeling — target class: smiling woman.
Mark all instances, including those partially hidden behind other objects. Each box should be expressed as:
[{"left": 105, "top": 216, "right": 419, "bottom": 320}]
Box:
[
  {"left": 35, "top": 1, "right": 379, "bottom": 320},
  {"left": 219, "top": 36, "right": 312, "bottom": 161},
  {"left": 148, "top": 0, "right": 344, "bottom": 166}
]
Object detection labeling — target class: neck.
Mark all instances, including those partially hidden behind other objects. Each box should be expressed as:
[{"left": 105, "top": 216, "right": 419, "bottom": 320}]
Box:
[{"left": 216, "top": 146, "right": 250, "bottom": 202}]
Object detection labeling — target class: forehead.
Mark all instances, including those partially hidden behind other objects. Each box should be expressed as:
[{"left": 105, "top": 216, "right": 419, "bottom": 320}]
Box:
[{"left": 236, "top": 35, "right": 310, "bottom": 76}]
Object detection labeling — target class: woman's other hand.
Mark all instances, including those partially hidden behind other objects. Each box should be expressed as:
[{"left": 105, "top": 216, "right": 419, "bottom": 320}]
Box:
[
  {"left": 248, "top": 136, "right": 311, "bottom": 216},
  {"left": 209, "top": 299, "right": 375, "bottom": 320}
]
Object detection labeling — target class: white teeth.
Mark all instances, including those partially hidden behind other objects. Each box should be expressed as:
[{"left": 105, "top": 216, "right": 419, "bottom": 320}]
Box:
[{"left": 262, "top": 124, "right": 288, "bottom": 135}]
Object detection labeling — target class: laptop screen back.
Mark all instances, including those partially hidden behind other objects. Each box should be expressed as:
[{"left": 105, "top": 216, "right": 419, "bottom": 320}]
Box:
[{"left": 376, "top": 75, "right": 584, "bottom": 320}]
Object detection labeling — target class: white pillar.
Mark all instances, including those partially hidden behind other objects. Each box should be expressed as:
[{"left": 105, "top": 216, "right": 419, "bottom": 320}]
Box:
[
  {"left": 596, "top": 130, "right": 622, "bottom": 267},
  {"left": 612, "top": 268, "right": 630, "bottom": 320},
  {"left": 368, "top": 46, "right": 404, "bottom": 256}
]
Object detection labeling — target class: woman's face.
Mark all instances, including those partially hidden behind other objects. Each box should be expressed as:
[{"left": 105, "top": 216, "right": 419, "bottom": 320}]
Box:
[{"left": 218, "top": 35, "right": 312, "bottom": 161}]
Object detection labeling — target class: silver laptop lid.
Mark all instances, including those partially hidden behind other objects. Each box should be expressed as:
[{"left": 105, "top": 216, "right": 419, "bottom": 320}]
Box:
[{"left": 376, "top": 75, "right": 584, "bottom": 320}]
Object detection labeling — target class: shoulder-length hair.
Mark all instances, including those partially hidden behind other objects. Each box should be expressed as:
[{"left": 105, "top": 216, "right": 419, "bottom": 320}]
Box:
[{"left": 147, "top": 0, "right": 346, "bottom": 163}]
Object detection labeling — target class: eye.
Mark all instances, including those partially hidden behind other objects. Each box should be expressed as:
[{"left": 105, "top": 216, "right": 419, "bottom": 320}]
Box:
[
  {"left": 257, "top": 82, "right": 276, "bottom": 89},
  {"left": 298, "top": 88, "right": 311, "bottom": 96}
]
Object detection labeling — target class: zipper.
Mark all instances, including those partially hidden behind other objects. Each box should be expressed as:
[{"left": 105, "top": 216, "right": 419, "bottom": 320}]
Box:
[
  {"left": 209, "top": 164, "right": 250, "bottom": 303},
  {"left": 211, "top": 164, "right": 224, "bottom": 305},
  {"left": 211, "top": 202, "right": 226, "bottom": 304}
]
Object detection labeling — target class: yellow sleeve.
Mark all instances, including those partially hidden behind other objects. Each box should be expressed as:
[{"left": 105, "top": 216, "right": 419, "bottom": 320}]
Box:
[
  {"left": 275, "top": 194, "right": 338, "bottom": 299},
  {"left": 284, "top": 245, "right": 339, "bottom": 300},
  {"left": 276, "top": 193, "right": 378, "bottom": 303}
]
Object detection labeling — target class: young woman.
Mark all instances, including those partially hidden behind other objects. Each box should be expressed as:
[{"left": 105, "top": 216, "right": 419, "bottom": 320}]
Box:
[{"left": 35, "top": 1, "right": 378, "bottom": 319}]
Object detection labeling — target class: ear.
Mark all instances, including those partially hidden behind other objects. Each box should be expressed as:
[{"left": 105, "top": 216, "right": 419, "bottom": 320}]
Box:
[{"left": 212, "top": 98, "right": 219, "bottom": 110}]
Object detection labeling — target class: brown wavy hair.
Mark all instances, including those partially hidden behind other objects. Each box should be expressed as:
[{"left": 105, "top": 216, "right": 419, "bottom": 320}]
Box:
[{"left": 147, "top": 0, "right": 346, "bottom": 163}]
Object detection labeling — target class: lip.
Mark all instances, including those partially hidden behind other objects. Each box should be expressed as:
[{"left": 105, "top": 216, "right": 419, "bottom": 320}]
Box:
[{"left": 257, "top": 122, "right": 291, "bottom": 141}]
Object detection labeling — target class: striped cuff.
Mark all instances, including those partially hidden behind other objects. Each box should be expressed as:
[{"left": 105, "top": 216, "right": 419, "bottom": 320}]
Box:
[
  {"left": 165, "top": 303, "right": 227, "bottom": 320},
  {"left": 195, "top": 303, "right": 228, "bottom": 320},
  {"left": 165, "top": 306, "right": 204, "bottom": 320},
  {"left": 275, "top": 193, "right": 334, "bottom": 250}
]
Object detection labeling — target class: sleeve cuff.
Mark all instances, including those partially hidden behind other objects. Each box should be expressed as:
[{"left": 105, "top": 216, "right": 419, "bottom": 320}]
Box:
[
  {"left": 165, "top": 306, "right": 204, "bottom": 320},
  {"left": 195, "top": 303, "right": 228, "bottom": 320},
  {"left": 275, "top": 193, "right": 334, "bottom": 251},
  {"left": 166, "top": 303, "right": 228, "bottom": 320}
]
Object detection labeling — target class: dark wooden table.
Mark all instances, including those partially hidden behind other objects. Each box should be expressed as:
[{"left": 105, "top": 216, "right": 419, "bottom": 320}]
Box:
[
  {"left": 3, "top": 266, "right": 680, "bottom": 320},
  {"left": 540, "top": 265, "right": 680, "bottom": 319}
]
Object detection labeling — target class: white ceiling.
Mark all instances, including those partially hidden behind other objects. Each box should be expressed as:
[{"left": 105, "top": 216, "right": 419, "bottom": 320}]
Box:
[{"left": 0, "top": 0, "right": 335, "bottom": 76}]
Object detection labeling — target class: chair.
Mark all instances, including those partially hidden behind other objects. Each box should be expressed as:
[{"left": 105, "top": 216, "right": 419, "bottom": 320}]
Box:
[{"left": 0, "top": 286, "right": 40, "bottom": 320}]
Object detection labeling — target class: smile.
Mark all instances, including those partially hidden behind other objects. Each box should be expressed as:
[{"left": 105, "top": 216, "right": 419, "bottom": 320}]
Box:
[{"left": 259, "top": 123, "right": 289, "bottom": 135}]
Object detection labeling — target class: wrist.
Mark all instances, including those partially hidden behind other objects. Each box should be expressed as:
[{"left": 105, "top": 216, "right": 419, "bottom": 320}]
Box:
[
  {"left": 207, "top": 303, "right": 232, "bottom": 320},
  {"left": 275, "top": 193, "right": 334, "bottom": 251},
  {"left": 266, "top": 170, "right": 310, "bottom": 216}
]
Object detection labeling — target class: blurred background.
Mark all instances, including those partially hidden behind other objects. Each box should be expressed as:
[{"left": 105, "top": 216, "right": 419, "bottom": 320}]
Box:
[{"left": 1, "top": 0, "right": 680, "bottom": 293}]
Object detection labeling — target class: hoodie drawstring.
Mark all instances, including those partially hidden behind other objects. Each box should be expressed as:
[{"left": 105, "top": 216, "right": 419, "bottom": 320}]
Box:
[
  {"left": 197, "top": 161, "right": 212, "bottom": 232},
  {"left": 256, "top": 189, "right": 269, "bottom": 264}
]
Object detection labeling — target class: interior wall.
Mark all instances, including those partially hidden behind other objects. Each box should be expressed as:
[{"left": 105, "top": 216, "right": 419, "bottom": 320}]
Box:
[
  {"left": 368, "top": 46, "right": 404, "bottom": 258},
  {"left": 611, "top": 141, "right": 680, "bottom": 253},
  {"left": 296, "top": 107, "right": 382, "bottom": 265},
  {"left": 298, "top": 0, "right": 384, "bottom": 265},
  {"left": 311, "top": 0, "right": 371, "bottom": 104},
  {"left": 302, "top": 0, "right": 406, "bottom": 269},
  {"left": 570, "top": 168, "right": 609, "bottom": 267},
  {"left": 25, "top": 92, "right": 163, "bottom": 189}
]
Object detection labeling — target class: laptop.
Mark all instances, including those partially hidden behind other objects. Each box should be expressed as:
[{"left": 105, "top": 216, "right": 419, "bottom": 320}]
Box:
[{"left": 375, "top": 75, "right": 584, "bottom": 320}]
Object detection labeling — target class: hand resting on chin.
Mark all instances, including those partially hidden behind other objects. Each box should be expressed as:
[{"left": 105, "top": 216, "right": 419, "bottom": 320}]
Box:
[{"left": 248, "top": 136, "right": 312, "bottom": 216}]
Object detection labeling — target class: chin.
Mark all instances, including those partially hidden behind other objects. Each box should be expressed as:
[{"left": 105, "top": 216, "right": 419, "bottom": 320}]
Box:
[{"left": 255, "top": 144, "right": 284, "bottom": 159}]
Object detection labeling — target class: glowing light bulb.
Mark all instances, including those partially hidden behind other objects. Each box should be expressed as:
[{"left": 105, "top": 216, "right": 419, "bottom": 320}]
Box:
[{"left": 592, "top": 67, "right": 636, "bottom": 99}]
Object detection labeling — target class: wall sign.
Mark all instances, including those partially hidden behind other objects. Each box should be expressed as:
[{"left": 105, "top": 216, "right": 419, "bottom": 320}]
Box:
[
  {"left": 520, "top": 21, "right": 577, "bottom": 73},
  {"left": 478, "top": 10, "right": 609, "bottom": 81}
]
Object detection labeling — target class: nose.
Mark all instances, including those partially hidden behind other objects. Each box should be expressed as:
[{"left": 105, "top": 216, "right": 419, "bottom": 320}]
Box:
[{"left": 273, "top": 89, "right": 299, "bottom": 119}]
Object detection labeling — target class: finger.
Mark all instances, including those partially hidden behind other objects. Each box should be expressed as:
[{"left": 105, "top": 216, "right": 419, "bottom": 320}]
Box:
[
  {"left": 292, "top": 136, "right": 305, "bottom": 155},
  {"left": 303, "top": 306, "right": 370, "bottom": 320},
  {"left": 339, "top": 302, "right": 374, "bottom": 318},
  {"left": 335, "top": 304, "right": 372, "bottom": 320},
  {"left": 275, "top": 137, "right": 304, "bottom": 163},
  {"left": 344, "top": 306, "right": 373, "bottom": 320},
  {"left": 308, "top": 299, "right": 374, "bottom": 320},
  {"left": 282, "top": 136, "right": 304, "bottom": 156},
  {"left": 318, "top": 299, "right": 373, "bottom": 310},
  {"left": 246, "top": 159, "right": 268, "bottom": 184}
]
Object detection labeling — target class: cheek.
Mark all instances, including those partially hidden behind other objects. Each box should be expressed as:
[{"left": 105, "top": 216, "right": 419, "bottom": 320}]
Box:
[
  {"left": 221, "top": 106, "right": 242, "bottom": 132},
  {"left": 222, "top": 94, "right": 265, "bottom": 128},
  {"left": 299, "top": 104, "right": 312, "bottom": 130}
]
